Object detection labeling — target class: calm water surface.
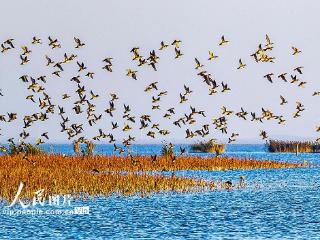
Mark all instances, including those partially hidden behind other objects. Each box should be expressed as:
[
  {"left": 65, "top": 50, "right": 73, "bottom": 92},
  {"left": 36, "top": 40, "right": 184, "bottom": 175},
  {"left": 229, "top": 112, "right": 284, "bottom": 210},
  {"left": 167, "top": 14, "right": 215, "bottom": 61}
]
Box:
[{"left": 1, "top": 144, "right": 319, "bottom": 239}]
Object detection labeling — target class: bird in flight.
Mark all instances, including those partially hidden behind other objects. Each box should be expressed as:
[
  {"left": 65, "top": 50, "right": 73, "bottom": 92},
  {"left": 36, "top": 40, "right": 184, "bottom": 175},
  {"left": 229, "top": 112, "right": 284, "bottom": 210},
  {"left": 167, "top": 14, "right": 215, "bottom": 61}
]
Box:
[
  {"left": 208, "top": 51, "right": 218, "bottom": 60},
  {"left": 237, "top": 59, "right": 246, "bottom": 70},
  {"left": 0, "top": 33, "right": 315, "bottom": 149},
  {"left": 159, "top": 41, "right": 169, "bottom": 50},
  {"left": 74, "top": 37, "right": 85, "bottom": 48},
  {"left": 280, "top": 95, "right": 288, "bottom": 105},
  {"left": 291, "top": 46, "right": 301, "bottom": 55},
  {"left": 264, "top": 73, "right": 274, "bottom": 83},
  {"left": 219, "top": 35, "right": 229, "bottom": 46}
]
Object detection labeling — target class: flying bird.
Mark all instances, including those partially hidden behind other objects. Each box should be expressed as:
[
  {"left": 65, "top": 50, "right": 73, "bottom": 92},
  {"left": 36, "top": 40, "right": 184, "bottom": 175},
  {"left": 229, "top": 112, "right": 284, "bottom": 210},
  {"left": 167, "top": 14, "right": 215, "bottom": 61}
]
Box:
[
  {"left": 280, "top": 95, "right": 288, "bottom": 105},
  {"left": 74, "top": 37, "right": 85, "bottom": 48},
  {"left": 237, "top": 59, "right": 246, "bottom": 69},
  {"left": 292, "top": 46, "right": 301, "bottom": 55},
  {"left": 208, "top": 51, "right": 218, "bottom": 60},
  {"left": 264, "top": 73, "right": 274, "bottom": 83},
  {"left": 219, "top": 35, "right": 229, "bottom": 46}
]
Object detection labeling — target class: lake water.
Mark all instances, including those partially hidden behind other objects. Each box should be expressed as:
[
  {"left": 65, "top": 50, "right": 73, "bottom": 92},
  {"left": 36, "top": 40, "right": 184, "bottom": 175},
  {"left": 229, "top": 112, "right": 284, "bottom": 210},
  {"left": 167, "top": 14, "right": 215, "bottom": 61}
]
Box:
[
  {"left": 1, "top": 144, "right": 319, "bottom": 239},
  {"left": 38, "top": 143, "right": 320, "bottom": 163}
]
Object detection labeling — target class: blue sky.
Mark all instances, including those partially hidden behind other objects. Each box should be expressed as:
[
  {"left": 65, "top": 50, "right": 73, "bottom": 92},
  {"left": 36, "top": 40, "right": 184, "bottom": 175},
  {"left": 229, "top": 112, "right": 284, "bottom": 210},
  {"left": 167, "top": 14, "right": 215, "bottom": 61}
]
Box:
[{"left": 0, "top": 0, "right": 319, "bottom": 144}]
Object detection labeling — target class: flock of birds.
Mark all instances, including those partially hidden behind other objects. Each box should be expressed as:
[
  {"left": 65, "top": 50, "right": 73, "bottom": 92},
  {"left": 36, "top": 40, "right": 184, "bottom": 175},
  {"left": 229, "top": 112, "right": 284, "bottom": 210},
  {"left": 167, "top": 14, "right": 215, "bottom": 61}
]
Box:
[{"left": 0, "top": 34, "right": 319, "bottom": 155}]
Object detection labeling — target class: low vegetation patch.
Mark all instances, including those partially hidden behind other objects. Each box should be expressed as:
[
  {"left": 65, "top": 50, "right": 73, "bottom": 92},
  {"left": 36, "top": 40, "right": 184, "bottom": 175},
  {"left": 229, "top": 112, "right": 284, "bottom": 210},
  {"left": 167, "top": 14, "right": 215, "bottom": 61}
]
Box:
[
  {"left": 0, "top": 153, "right": 302, "bottom": 201},
  {"left": 191, "top": 141, "right": 225, "bottom": 154},
  {"left": 268, "top": 140, "right": 320, "bottom": 153}
]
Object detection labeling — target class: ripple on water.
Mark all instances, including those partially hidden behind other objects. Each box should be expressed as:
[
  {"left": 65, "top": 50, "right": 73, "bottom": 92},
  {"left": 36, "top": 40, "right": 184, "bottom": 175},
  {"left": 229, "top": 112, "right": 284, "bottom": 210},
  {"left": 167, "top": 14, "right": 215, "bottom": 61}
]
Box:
[
  {"left": 0, "top": 168, "right": 319, "bottom": 239},
  {"left": 1, "top": 145, "right": 320, "bottom": 239}
]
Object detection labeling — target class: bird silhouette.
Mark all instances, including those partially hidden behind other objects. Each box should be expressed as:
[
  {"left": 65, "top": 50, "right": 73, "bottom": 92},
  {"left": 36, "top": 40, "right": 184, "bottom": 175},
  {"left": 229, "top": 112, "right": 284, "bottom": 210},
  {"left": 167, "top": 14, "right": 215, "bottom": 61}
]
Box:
[{"left": 0, "top": 34, "right": 316, "bottom": 150}]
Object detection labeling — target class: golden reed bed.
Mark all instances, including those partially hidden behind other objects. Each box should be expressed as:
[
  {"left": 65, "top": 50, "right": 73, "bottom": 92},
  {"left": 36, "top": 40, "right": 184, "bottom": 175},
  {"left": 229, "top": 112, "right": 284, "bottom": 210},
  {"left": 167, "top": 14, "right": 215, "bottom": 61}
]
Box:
[{"left": 0, "top": 154, "right": 301, "bottom": 201}]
